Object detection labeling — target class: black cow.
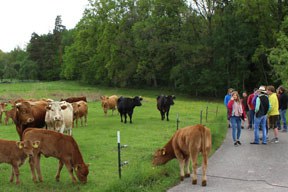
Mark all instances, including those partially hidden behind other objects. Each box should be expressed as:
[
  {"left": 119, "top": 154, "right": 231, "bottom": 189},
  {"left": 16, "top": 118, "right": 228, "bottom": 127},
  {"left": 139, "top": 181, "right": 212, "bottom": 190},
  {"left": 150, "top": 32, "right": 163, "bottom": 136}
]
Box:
[
  {"left": 117, "top": 96, "right": 143, "bottom": 123},
  {"left": 157, "top": 95, "right": 176, "bottom": 121}
]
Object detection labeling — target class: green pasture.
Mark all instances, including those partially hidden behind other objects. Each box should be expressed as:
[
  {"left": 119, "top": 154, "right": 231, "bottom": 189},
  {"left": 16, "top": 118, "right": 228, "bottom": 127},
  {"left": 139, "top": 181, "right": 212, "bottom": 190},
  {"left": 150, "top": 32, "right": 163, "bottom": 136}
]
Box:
[{"left": 0, "top": 81, "right": 227, "bottom": 192}]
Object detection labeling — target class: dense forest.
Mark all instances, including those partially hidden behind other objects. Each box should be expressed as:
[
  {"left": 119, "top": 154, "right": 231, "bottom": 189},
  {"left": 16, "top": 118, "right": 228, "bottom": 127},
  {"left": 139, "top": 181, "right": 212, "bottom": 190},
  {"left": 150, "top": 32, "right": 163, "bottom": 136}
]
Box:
[{"left": 1, "top": 0, "right": 288, "bottom": 97}]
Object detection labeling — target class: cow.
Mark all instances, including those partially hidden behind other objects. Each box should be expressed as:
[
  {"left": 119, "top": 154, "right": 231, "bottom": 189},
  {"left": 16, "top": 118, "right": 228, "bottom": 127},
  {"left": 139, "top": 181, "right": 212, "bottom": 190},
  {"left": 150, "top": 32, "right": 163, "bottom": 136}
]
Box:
[
  {"left": 22, "top": 128, "right": 89, "bottom": 184},
  {"left": 72, "top": 101, "right": 88, "bottom": 127},
  {"left": 157, "top": 95, "right": 175, "bottom": 121},
  {"left": 61, "top": 96, "right": 87, "bottom": 103},
  {"left": 4, "top": 107, "right": 16, "bottom": 125},
  {"left": 117, "top": 96, "right": 143, "bottom": 123},
  {"left": 0, "top": 139, "right": 39, "bottom": 184},
  {"left": 152, "top": 124, "right": 212, "bottom": 186},
  {"left": 0, "top": 102, "right": 8, "bottom": 123},
  {"left": 14, "top": 100, "right": 48, "bottom": 140},
  {"left": 45, "top": 101, "right": 73, "bottom": 135},
  {"left": 100, "top": 95, "right": 118, "bottom": 116}
]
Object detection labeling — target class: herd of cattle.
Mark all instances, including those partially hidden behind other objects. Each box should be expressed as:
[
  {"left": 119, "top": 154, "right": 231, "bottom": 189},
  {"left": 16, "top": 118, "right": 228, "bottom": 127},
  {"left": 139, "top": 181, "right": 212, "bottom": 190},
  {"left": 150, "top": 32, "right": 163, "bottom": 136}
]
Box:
[{"left": 0, "top": 94, "right": 212, "bottom": 187}]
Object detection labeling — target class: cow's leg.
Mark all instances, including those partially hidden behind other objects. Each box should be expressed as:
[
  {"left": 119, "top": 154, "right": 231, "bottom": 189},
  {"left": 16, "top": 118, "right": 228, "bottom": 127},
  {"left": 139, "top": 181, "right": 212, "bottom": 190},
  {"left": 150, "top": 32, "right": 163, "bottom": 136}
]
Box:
[
  {"left": 128, "top": 112, "right": 133, "bottom": 124},
  {"left": 84, "top": 114, "right": 87, "bottom": 126},
  {"left": 55, "top": 160, "right": 64, "bottom": 182},
  {"left": 120, "top": 113, "right": 123, "bottom": 122},
  {"left": 12, "top": 164, "right": 20, "bottom": 184},
  {"left": 124, "top": 114, "right": 127, "bottom": 123},
  {"left": 160, "top": 111, "right": 165, "bottom": 120},
  {"left": 191, "top": 151, "right": 198, "bottom": 185},
  {"left": 185, "top": 157, "right": 191, "bottom": 178},
  {"left": 0, "top": 112, "right": 2, "bottom": 123},
  {"left": 63, "top": 160, "right": 77, "bottom": 183},
  {"left": 166, "top": 110, "right": 170, "bottom": 121},
  {"left": 34, "top": 154, "right": 43, "bottom": 182},
  {"left": 201, "top": 151, "right": 208, "bottom": 186},
  {"left": 29, "top": 156, "right": 37, "bottom": 182},
  {"left": 174, "top": 150, "right": 186, "bottom": 181},
  {"left": 10, "top": 166, "right": 15, "bottom": 183}
]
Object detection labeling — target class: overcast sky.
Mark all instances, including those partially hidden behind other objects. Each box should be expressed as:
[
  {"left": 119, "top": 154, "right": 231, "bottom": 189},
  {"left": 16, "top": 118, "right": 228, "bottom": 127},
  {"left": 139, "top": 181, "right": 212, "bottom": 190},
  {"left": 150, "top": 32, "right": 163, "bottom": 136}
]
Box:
[{"left": 0, "top": 0, "right": 88, "bottom": 53}]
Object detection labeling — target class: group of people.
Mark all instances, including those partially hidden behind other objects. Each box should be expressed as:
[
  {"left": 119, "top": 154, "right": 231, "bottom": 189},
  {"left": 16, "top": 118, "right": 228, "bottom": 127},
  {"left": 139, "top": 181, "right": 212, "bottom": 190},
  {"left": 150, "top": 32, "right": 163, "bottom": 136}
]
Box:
[{"left": 224, "top": 85, "right": 288, "bottom": 146}]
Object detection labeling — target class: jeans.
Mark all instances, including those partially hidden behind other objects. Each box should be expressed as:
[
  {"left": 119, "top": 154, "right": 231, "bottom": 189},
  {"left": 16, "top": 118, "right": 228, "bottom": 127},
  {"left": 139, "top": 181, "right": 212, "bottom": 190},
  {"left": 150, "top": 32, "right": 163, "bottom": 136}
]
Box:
[
  {"left": 254, "top": 115, "right": 267, "bottom": 144},
  {"left": 230, "top": 116, "right": 242, "bottom": 142},
  {"left": 248, "top": 110, "right": 255, "bottom": 128},
  {"left": 277, "top": 109, "right": 287, "bottom": 130}
]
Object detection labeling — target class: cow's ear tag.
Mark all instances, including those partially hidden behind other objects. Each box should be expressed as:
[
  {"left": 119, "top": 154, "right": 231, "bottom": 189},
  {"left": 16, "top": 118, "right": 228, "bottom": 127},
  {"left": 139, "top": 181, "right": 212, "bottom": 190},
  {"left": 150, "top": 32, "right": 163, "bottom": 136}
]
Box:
[
  {"left": 162, "top": 148, "right": 166, "bottom": 155},
  {"left": 33, "top": 141, "right": 40, "bottom": 148},
  {"left": 16, "top": 141, "right": 23, "bottom": 149}
]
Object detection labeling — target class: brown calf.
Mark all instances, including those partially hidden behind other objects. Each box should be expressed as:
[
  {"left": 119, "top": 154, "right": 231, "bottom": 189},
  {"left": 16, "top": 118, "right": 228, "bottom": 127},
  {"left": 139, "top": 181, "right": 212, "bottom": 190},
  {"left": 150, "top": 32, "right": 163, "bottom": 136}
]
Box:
[
  {"left": 100, "top": 95, "right": 118, "bottom": 116},
  {"left": 72, "top": 101, "right": 88, "bottom": 127},
  {"left": 0, "top": 139, "right": 39, "bottom": 184},
  {"left": 152, "top": 124, "right": 212, "bottom": 186},
  {"left": 22, "top": 128, "right": 89, "bottom": 184}
]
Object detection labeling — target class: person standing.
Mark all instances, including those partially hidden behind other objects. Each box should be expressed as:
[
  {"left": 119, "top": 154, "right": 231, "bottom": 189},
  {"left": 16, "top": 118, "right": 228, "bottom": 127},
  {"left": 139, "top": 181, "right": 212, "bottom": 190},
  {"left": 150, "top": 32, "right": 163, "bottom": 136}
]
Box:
[
  {"left": 266, "top": 85, "right": 280, "bottom": 143},
  {"left": 224, "top": 88, "right": 234, "bottom": 128},
  {"left": 227, "top": 91, "right": 247, "bottom": 146},
  {"left": 247, "top": 88, "right": 257, "bottom": 129},
  {"left": 277, "top": 86, "right": 288, "bottom": 132},
  {"left": 241, "top": 91, "right": 249, "bottom": 129},
  {"left": 250, "top": 86, "right": 270, "bottom": 145}
]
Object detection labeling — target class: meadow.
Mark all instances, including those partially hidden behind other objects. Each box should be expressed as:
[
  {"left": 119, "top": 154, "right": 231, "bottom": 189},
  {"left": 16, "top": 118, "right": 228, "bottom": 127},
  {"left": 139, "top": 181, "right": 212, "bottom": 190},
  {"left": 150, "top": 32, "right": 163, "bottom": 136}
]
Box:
[{"left": 0, "top": 81, "right": 227, "bottom": 192}]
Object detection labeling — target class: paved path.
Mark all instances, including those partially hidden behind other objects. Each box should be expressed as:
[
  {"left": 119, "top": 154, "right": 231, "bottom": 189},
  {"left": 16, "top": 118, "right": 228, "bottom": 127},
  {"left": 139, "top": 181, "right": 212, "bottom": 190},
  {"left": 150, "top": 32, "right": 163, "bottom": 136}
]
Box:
[{"left": 168, "top": 128, "right": 288, "bottom": 192}]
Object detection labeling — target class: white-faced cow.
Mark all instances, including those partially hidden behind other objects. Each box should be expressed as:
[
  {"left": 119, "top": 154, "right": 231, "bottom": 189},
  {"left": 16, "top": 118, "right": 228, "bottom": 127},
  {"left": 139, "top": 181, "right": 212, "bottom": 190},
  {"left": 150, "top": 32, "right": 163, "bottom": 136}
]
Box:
[
  {"left": 15, "top": 100, "right": 48, "bottom": 140},
  {"left": 153, "top": 124, "right": 212, "bottom": 186},
  {"left": 117, "top": 96, "right": 143, "bottom": 123},
  {"left": 45, "top": 101, "right": 73, "bottom": 135},
  {"left": 0, "top": 139, "right": 40, "bottom": 184},
  {"left": 157, "top": 95, "right": 176, "bottom": 121},
  {"left": 22, "top": 128, "right": 89, "bottom": 184}
]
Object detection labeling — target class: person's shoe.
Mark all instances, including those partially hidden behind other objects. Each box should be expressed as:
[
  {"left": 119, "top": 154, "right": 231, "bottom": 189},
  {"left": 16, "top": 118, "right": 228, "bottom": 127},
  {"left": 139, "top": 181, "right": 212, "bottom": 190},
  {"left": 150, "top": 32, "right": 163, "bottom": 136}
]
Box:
[
  {"left": 262, "top": 142, "right": 267, "bottom": 145},
  {"left": 250, "top": 142, "right": 259, "bottom": 144},
  {"left": 237, "top": 140, "right": 242, "bottom": 145},
  {"left": 241, "top": 126, "right": 244, "bottom": 129},
  {"left": 282, "top": 129, "right": 287, "bottom": 132},
  {"left": 234, "top": 142, "right": 238, "bottom": 146},
  {"left": 270, "top": 138, "right": 279, "bottom": 143}
]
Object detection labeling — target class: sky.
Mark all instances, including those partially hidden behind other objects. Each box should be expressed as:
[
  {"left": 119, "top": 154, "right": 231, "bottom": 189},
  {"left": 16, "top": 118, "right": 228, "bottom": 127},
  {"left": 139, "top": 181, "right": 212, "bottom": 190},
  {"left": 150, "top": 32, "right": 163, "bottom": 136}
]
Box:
[{"left": 0, "top": 0, "right": 88, "bottom": 53}]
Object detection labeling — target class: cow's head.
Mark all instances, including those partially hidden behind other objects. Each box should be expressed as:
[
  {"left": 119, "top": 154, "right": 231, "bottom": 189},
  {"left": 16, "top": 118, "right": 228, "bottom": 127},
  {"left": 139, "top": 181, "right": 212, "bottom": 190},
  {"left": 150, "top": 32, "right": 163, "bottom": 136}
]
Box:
[
  {"left": 75, "top": 163, "right": 89, "bottom": 183},
  {"left": 166, "top": 95, "right": 176, "bottom": 106},
  {"left": 0, "top": 102, "right": 7, "bottom": 113},
  {"left": 16, "top": 102, "right": 35, "bottom": 124},
  {"left": 133, "top": 96, "right": 143, "bottom": 106},
  {"left": 46, "top": 102, "right": 66, "bottom": 121},
  {"left": 152, "top": 148, "right": 171, "bottom": 165},
  {"left": 16, "top": 140, "right": 40, "bottom": 157}
]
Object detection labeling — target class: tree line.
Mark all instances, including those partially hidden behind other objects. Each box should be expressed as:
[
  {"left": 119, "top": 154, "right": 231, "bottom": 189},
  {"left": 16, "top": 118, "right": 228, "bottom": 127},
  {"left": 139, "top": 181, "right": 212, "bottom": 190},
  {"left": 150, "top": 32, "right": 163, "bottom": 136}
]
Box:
[{"left": 1, "top": 0, "right": 288, "bottom": 97}]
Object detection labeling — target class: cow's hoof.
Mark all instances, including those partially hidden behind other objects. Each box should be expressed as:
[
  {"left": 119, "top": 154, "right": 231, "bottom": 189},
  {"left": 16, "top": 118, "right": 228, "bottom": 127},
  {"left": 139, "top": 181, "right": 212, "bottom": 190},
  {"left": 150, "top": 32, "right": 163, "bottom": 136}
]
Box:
[
  {"left": 192, "top": 179, "right": 197, "bottom": 185},
  {"left": 185, "top": 173, "right": 190, "bottom": 178},
  {"left": 202, "top": 180, "right": 207, "bottom": 186},
  {"left": 180, "top": 176, "right": 184, "bottom": 181}
]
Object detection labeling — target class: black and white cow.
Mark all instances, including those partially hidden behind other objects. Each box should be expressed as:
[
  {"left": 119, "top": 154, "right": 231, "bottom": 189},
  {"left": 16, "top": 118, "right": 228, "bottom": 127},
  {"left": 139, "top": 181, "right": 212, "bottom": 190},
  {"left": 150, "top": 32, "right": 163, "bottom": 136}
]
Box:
[
  {"left": 117, "top": 96, "right": 143, "bottom": 123},
  {"left": 157, "top": 95, "right": 176, "bottom": 121}
]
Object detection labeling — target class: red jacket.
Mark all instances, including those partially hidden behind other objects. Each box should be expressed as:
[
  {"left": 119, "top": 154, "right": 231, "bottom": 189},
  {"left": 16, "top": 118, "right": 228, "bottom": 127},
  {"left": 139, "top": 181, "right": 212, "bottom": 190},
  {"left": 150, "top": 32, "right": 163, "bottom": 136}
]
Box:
[
  {"left": 227, "top": 100, "right": 247, "bottom": 120},
  {"left": 247, "top": 93, "right": 255, "bottom": 110}
]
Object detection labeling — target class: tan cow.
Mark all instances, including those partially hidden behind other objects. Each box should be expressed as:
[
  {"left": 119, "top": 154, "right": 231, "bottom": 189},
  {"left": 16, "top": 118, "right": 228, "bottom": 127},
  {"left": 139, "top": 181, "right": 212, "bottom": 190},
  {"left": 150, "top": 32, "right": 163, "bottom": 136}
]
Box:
[
  {"left": 22, "top": 128, "right": 89, "bottom": 184},
  {"left": 0, "top": 139, "right": 39, "bottom": 184},
  {"left": 152, "top": 124, "right": 212, "bottom": 186},
  {"left": 100, "top": 95, "right": 118, "bottom": 116},
  {"left": 72, "top": 101, "right": 88, "bottom": 127},
  {"left": 4, "top": 107, "right": 16, "bottom": 125},
  {"left": 0, "top": 102, "right": 8, "bottom": 123}
]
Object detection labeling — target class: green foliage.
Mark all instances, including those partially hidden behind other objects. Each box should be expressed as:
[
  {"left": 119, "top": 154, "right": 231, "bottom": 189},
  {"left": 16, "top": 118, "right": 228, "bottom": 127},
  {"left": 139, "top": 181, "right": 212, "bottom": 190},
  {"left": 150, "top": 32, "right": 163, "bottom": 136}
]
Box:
[{"left": 0, "top": 81, "right": 226, "bottom": 191}]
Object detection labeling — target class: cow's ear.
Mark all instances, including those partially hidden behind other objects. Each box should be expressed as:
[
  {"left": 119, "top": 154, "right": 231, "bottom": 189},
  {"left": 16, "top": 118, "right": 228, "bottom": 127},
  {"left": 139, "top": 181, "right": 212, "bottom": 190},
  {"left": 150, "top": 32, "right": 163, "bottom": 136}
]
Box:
[
  {"left": 139, "top": 96, "right": 143, "bottom": 101},
  {"left": 32, "top": 141, "right": 40, "bottom": 148},
  {"left": 16, "top": 141, "right": 24, "bottom": 149},
  {"left": 172, "top": 95, "right": 176, "bottom": 99},
  {"left": 61, "top": 105, "right": 67, "bottom": 110},
  {"left": 75, "top": 164, "right": 80, "bottom": 171},
  {"left": 46, "top": 105, "right": 51, "bottom": 110},
  {"left": 161, "top": 148, "right": 166, "bottom": 156}
]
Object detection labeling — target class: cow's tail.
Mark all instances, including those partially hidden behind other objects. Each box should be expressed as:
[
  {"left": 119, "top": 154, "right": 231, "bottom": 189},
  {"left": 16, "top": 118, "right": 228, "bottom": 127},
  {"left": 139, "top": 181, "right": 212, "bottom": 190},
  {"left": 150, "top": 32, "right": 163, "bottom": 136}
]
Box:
[{"left": 201, "top": 125, "right": 207, "bottom": 155}]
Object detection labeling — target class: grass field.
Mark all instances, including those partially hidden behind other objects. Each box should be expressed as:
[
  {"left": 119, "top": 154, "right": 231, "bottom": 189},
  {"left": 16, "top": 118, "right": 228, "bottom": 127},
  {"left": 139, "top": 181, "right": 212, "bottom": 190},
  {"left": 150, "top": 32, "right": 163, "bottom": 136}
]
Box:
[{"left": 0, "top": 81, "right": 227, "bottom": 192}]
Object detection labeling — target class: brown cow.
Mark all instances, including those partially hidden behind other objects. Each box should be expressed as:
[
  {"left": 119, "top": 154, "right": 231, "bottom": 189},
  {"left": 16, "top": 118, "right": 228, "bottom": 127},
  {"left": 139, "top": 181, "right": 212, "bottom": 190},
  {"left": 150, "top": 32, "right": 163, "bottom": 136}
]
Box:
[
  {"left": 61, "top": 96, "right": 87, "bottom": 103},
  {"left": 72, "top": 101, "right": 88, "bottom": 127},
  {"left": 15, "top": 100, "right": 48, "bottom": 140},
  {"left": 0, "top": 139, "right": 39, "bottom": 184},
  {"left": 152, "top": 124, "right": 212, "bottom": 186},
  {"left": 100, "top": 95, "right": 118, "bottom": 116},
  {"left": 4, "top": 107, "right": 16, "bottom": 125},
  {"left": 22, "top": 128, "right": 89, "bottom": 183},
  {"left": 0, "top": 102, "right": 8, "bottom": 123}
]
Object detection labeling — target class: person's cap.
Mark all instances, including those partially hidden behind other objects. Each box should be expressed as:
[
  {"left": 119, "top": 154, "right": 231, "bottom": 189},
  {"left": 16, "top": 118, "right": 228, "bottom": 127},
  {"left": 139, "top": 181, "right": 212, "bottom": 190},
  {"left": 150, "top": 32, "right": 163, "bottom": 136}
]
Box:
[{"left": 258, "top": 86, "right": 266, "bottom": 93}]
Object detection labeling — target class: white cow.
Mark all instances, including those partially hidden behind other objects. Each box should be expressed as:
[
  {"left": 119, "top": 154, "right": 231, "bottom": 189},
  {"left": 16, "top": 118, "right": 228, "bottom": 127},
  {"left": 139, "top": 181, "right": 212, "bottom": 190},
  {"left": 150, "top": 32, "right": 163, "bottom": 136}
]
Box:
[{"left": 45, "top": 101, "right": 73, "bottom": 135}]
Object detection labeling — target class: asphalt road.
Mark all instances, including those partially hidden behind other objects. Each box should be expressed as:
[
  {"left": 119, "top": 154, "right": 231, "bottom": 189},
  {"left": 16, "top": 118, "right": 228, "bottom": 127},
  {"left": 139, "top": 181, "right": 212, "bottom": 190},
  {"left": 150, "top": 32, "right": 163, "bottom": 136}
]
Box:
[{"left": 167, "top": 127, "right": 288, "bottom": 192}]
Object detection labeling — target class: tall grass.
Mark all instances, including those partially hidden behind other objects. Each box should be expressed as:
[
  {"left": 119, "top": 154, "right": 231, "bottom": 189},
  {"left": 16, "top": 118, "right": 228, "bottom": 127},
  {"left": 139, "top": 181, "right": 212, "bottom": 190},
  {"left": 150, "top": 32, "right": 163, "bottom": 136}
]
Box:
[{"left": 0, "top": 81, "right": 227, "bottom": 191}]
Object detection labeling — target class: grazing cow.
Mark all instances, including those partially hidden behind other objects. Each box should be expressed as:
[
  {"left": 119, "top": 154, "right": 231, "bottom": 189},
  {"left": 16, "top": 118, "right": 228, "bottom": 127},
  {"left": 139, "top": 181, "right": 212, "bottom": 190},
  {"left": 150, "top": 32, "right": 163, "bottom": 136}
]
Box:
[
  {"left": 4, "top": 107, "right": 16, "bottom": 125},
  {"left": 100, "top": 95, "right": 118, "bottom": 116},
  {"left": 157, "top": 95, "right": 176, "bottom": 121},
  {"left": 22, "top": 128, "right": 89, "bottom": 184},
  {"left": 152, "top": 124, "right": 212, "bottom": 186},
  {"left": 45, "top": 101, "right": 73, "bottom": 135},
  {"left": 0, "top": 102, "right": 8, "bottom": 123},
  {"left": 61, "top": 96, "right": 87, "bottom": 103},
  {"left": 15, "top": 100, "right": 48, "bottom": 140},
  {"left": 72, "top": 101, "right": 88, "bottom": 127},
  {"left": 0, "top": 139, "right": 39, "bottom": 184},
  {"left": 117, "top": 96, "right": 143, "bottom": 123}
]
